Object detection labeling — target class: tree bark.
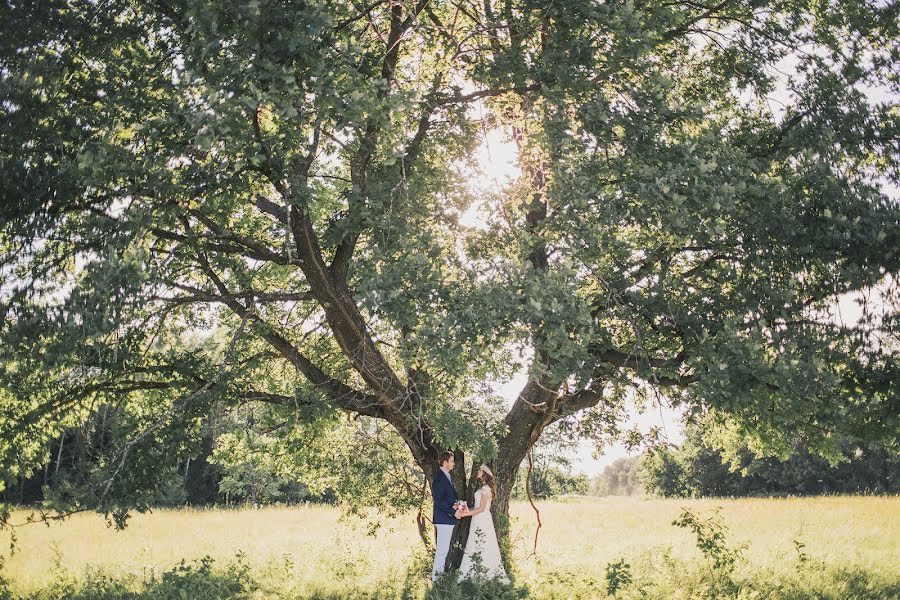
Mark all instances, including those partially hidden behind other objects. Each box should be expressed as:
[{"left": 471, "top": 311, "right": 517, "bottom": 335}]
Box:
[
  {"left": 445, "top": 451, "right": 474, "bottom": 569},
  {"left": 437, "top": 461, "right": 522, "bottom": 573}
]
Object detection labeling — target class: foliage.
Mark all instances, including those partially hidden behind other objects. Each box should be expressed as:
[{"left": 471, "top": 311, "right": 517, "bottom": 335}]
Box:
[
  {"left": 591, "top": 456, "right": 642, "bottom": 497},
  {"left": 604, "top": 558, "right": 633, "bottom": 596},
  {"left": 672, "top": 507, "right": 747, "bottom": 573},
  {"left": 210, "top": 430, "right": 288, "bottom": 505},
  {"left": 513, "top": 465, "right": 589, "bottom": 500},
  {"left": 639, "top": 447, "right": 691, "bottom": 498},
  {"left": 215, "top": 405, "right": 426, "bottom": 523},
  {"left": 511, "top": 422, "right": 589, "bottom": 499},
  {"left": 640, "top": 415, "right": 900, "bottom": 498},
  {"left": 5, "top": 393, "right": 423, "bottom": 527},
  {"left": 193, "top": 401, "right": 428, "bottom": 521},
  {"left": 26, "top": 555, "right": 255, "bottom": 600},
  {"left": 0, "top": 556, "right": 9, "bottom": 600},
  {"left": 430, "top": 573, "right": 527, "bottom": 600},
  {"left": 1, "top": 0, "right": 898, "bottom": 563}
]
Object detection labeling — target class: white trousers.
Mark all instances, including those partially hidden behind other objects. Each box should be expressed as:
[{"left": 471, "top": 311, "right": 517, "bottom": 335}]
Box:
[{"left": 432, "top": 524, "right": 455, "bottom": 581}]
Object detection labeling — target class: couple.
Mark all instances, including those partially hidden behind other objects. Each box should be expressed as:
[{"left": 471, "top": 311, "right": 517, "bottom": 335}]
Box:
[{"left": 431, "top": 450, "right": 510, "bottom": 584}]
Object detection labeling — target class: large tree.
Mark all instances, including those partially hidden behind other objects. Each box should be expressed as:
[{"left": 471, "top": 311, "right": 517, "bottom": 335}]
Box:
[{"left": 1, "top": 0, "right": 898, "bottom": 568}]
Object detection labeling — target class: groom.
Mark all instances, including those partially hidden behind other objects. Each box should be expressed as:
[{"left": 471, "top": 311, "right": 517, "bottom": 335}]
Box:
[{"left": 431, "top": 450, "right": 460, "bottom": 582}]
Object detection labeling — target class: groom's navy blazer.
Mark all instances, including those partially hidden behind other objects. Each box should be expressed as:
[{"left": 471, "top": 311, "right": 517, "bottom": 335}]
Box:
[{"left": 432, "top": 469, "right": 459, "bottom": 525}]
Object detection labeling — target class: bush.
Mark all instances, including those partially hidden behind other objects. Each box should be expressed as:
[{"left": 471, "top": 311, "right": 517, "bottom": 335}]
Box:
[{"left": 28, "top": 555, "right": 254, "bottom": 600}]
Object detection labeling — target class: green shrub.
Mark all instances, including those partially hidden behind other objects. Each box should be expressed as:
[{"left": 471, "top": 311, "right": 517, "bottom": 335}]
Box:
[
  {"left": 672, "top": 507, "right": 746, "bottom": 573},
  {"left": 25, "top": 555, "right": 253, "bottom": 600},
  {"left": 605, "top": 558, "right": 632, "bottom": 596}
]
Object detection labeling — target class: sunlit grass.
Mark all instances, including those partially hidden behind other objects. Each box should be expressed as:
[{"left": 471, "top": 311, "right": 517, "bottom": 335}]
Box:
[
  {"left": 509, "top": 495, "right": 899, "bottom": 578},
  {"left": 2, "top": 495, "right": 898, "bottom": 597}
]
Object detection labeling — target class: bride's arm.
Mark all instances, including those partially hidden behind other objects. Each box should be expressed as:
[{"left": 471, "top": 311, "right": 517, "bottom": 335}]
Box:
[{"left": 466, "top": 490, "right": 491, "bottom": 515}]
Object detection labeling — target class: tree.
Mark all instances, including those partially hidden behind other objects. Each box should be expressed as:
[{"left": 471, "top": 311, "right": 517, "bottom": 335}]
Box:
[
  {"left": 592, "top": 456, "right": 642, "bottom": 496},
  {"left": 513, "top": 464, "right": 590, "bottom": 499},
  {"left": 639, "top": 416, "right": 900, "bottom": 497},
  {"left": 211, "top": 430, "right": 288, "bottom": 506},
  {"left": 638, "top": 447, "right": 689, "bottom": 498},
  {"left": 2, "top": 0, "right": 898, "bottom": 569}
]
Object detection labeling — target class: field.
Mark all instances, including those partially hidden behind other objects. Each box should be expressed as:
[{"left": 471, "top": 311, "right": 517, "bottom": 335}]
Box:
[{"left": 1, "top": 495, "right": 898, "bottom": 599}]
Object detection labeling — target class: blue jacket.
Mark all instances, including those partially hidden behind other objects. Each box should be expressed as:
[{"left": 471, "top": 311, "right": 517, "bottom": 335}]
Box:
[{"left": 432, "top": 469, "right": 459, "bottom": 525}]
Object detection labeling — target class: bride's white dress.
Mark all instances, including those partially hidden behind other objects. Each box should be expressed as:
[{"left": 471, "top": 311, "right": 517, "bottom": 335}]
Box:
[{"left": 457, "top": 485, "right": 510, "bottom": 583}]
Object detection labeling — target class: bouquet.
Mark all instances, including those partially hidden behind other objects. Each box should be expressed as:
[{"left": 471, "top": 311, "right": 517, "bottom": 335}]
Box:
[{"left": 453, "top": 500, "right": 469, "bottom": 519}]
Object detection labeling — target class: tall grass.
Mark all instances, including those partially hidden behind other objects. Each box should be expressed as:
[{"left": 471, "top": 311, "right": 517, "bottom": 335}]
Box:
[{"left": 1, "top": 495, "right": 897, "bottom": 599}]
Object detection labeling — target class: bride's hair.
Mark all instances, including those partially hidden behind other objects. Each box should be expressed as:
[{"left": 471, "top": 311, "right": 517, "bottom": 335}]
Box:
[{"left": 478, "top": 468, "right": 497, "bottom": 497}]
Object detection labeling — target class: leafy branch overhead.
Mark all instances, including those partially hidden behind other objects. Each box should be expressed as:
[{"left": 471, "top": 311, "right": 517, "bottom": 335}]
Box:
[{"left": 1, "top": 0, "right": 898, "bottom": 548}]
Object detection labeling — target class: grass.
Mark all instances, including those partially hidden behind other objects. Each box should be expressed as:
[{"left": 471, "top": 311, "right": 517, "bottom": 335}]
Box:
[{"left": 1, "top": 495, "right": 898, "bottom": 599}]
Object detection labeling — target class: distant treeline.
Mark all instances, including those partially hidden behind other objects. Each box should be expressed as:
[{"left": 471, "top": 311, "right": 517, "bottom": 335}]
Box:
[
  {"left": 6, "top": 405, "right": 897, "bottom": 508},
  {"left": 638, "top": 420, "right": 900, "bottom": 498},
  {"left": 5, "top": 404, "right": 335, "bottom": 507},
  {"left": 588, "top": 420, "right": 899, "bottom": 499}
]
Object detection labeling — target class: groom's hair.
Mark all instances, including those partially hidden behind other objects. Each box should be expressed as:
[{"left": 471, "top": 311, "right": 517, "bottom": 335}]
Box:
[{"left": 438, "top": 450, "right": 454, "bottom": 464}]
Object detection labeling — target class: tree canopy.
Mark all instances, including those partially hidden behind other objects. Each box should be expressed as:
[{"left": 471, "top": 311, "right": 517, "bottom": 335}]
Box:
[{"left": 2, "top": 0, "right": 898, "bottom": 558}]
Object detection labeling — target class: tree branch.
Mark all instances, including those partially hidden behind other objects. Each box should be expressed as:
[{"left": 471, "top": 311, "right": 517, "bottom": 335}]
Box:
[
  {"left": 181, "top": 218, "right": 388, "bottom": 419},
  {"left": 663, "top": 0, "right": 734, "bottom": 41}
]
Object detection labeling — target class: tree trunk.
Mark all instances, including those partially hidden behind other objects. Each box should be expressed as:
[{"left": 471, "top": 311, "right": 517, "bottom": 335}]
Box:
[
  {"left": 184, "top": 428, "right": 220, "bottom": 505},
  {"left": 55, "top": 430, "right": 65, "bottom": 478},
  {"left": 401, "top": 385, "right": 550, "bottom": 573},
  {"left": 444, "top": 455, "right": 521, "bottom": 571},
  {"left": 491, "top": 474, "right": 516, "bottom": 572},
  {"left": 445, "top": 452, "right": 474, "bottom": 569}
]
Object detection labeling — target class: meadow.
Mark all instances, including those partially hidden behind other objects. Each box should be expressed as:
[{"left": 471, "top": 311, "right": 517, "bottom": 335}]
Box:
[{"left": 1, "top": 495, "right": 898, "bottom": 599}]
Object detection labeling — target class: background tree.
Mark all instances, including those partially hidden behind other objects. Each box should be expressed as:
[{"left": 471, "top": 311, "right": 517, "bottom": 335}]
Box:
[
  {"left": 512, "top": 466, "right": 589, "bottom": 499},
  {"left": 639, "top": 415, "right": 900, "bottom": 498},
  {"left": 510, "top": 419, "right": 588, "bottom": 499},
  {"left": 2, "top": 0, "right": 898, "bottom": 569},
  {"left": 591, "top": 456, "right": 643, "bottom": 497}
]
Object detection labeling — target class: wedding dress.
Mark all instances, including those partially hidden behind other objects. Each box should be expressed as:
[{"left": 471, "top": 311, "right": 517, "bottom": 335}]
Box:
[{"left": 457, "top": 485, "right": 510, "bottom": 583}]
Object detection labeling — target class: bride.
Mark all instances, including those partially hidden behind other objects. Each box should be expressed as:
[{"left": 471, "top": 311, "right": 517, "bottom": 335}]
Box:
[{"left": 455, "top": 465, "right": 510, "bottom": 583}]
